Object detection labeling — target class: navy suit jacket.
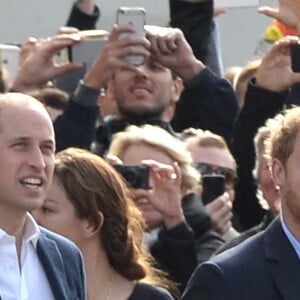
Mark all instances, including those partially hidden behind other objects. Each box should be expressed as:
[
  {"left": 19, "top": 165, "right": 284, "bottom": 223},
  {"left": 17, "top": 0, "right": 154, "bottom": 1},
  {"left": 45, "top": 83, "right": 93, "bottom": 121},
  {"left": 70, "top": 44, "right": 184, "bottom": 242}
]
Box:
[
  {"left": 37, "top": 228, "right": 86, "bottom": 300},
  {"left": 182, "top": 218, "right": 300, "bottom": 300}
]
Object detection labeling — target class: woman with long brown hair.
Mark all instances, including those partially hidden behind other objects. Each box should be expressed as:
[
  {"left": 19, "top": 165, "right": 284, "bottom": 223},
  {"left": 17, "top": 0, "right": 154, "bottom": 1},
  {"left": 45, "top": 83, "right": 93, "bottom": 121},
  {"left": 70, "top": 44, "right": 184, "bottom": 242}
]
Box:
[{"left": 33, "top": 147, "right": 176, "bottom": 300}]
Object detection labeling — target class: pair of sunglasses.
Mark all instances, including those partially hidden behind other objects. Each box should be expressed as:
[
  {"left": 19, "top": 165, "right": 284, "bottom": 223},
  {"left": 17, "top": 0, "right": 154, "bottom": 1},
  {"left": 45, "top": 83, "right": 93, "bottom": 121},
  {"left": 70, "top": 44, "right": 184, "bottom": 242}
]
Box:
[{"left": 195, "top": 162, "right": 238, "bottom": 187}]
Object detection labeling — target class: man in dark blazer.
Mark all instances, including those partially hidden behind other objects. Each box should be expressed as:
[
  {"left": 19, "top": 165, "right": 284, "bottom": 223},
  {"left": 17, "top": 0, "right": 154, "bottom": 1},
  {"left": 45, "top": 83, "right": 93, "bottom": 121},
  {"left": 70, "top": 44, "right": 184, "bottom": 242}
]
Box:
[
  {"left": 0, "top": 93, "right": 86, "bottom": 300},
  {"left": 181, "top": 217, "right": 300, "bottom": 300},
  {"left": 37, "top": 228, "right": 86, "bottom": 300},
  {"left": 182, "top": 37, "right": 300, "bottom": 300}
]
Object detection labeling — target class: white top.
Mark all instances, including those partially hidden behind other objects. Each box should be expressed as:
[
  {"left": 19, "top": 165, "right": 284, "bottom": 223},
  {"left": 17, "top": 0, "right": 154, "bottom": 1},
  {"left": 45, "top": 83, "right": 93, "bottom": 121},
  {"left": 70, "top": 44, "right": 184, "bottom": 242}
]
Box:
[{"left": 0, "top": 213, "right": 55, "bottom": 300}]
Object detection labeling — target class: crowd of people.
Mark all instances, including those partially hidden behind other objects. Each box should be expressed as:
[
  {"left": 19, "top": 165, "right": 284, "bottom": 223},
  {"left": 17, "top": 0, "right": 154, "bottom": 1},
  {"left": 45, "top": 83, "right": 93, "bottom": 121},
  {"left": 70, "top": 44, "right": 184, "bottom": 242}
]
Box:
[{"left": 1, "top": 0, "right": 300, "bottom": 299}]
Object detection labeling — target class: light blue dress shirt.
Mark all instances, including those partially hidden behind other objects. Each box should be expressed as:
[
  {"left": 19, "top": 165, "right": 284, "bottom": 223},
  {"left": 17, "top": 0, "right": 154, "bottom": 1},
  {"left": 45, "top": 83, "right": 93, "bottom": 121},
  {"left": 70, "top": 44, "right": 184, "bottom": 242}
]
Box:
[{"left": 281, "top": 215, "right": 300, "bottom": 260}]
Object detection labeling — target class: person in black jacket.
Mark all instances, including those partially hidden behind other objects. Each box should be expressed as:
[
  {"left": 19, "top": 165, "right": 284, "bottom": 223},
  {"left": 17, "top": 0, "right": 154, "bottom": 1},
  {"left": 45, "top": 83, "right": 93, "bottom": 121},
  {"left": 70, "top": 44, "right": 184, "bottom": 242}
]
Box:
[
  {"left": 53, "top": 23, "right": 238, "bottom": 154},
  {"left": 64, "top": 0, "right": 234, "bottom": 144},
  {"left": 182, "top": 104, "right": 300, "bottom": 300},
  {"left": 182, "top": 34, "right": 300, "bottom": 300},
  {"left": 10, "top": 9, "right": 239, "bottom": 155},
  {"left": 108, "top": 124, "right": 224, "bottom": 292},
  {"left": 181, "top": 35, "right": 300, "bottom": 300},
  {"left": 217, "top": 114, "right": 283, "bottom": 253},
  {"left": 230, "top": 0, "right": 300, "bottom": 231},
  {"left": 185, "top": 129, "right": 240, "bottom": 243}
]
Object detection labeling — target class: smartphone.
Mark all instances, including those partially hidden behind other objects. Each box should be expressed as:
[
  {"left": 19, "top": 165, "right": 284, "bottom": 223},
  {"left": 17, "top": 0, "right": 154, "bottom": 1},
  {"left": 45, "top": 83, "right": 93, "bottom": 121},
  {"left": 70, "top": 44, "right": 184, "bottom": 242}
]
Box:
[
  {"left": 202, "top": 175, "right": 225, "bottom": 205},
  {"left": 0, "top": 44, "right": 20, "bottom": 84},
  {"left": 70, "top": 29, "right": 109, "bottom": 70},
  {"left": 291, "top": 42, "right": 300, "bottom": 73},
  {"left": 54, "top": 30, "right": 108, "bottom": 94},
  {"left": 214, "top": 0, "right": 258, "bottom": 8},
  {"left": 114, "top": 164, "right": 150, "bottom": 189},
  {"left": 116, "top": 7, "right": 146, "bottom": 66}
]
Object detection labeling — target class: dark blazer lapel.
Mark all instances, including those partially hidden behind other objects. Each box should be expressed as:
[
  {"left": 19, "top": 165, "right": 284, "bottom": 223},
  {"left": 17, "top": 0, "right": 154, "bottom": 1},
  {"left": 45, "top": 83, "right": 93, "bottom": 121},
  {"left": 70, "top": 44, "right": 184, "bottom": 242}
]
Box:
[
  {"left": 264, "top": 218, "right": 300, "bottom": 300},
  {"left": 36, "top": 233, "right": 69, "bottom": 300}
]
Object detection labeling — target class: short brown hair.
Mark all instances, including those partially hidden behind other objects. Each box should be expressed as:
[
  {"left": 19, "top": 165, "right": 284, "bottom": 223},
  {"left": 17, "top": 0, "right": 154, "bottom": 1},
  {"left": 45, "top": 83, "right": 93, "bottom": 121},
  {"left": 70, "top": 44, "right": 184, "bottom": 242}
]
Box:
[
  {"left": 254, "top": 113, "right": 284, "bottom": 180},
  {"left": 266, "top": 107, "right": 300, "bottom": 167},
  {"left": 185, "top": 129, "right": 236, "bottom": 169},
  {"left": 29, "top": 87, "right": 68, "bottom": 110}
]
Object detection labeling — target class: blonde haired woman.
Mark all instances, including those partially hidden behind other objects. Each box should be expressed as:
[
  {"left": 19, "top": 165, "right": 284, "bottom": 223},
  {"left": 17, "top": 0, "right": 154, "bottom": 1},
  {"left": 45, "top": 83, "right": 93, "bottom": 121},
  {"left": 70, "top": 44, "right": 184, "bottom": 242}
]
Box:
[{"left": 108, "top": 125, "right": 224, "bottom": 293}]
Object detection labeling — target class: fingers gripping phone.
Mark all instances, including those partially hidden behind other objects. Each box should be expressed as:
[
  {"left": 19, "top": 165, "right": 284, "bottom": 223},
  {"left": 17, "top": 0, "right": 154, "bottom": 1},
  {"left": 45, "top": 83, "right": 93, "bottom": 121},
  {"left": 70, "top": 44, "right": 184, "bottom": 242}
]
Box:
[
  {"left": 116, "top": 7, "right": 146, "bottom": 66},
  {"left": 202, "top": 175, "right": 225, "bottom": 205}
]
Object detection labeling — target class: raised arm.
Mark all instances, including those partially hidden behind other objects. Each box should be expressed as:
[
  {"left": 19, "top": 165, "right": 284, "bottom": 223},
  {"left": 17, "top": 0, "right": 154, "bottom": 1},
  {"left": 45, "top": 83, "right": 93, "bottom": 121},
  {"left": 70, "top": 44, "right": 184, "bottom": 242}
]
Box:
[
  {"left": 66, "top": 0, "right": 100, "bottom": 30},
  {"left": 259, "top": 0, "right": 300, "bottom": 34},
  {"left": 11, "top": 33, "right": 82, "bottom": 92},
  {"left": 145, "top": 25, "right": 239, "bottom": 145},
  {"left": 232, "top": 36, "right": 300, "bottom": 229}
]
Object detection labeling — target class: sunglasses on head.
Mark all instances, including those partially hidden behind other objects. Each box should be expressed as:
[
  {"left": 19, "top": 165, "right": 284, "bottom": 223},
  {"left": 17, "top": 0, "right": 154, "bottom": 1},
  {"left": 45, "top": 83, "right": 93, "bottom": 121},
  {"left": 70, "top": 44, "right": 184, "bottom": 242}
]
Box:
[{"left": 195, "top": 162, "right": 238, "bottom": 187}]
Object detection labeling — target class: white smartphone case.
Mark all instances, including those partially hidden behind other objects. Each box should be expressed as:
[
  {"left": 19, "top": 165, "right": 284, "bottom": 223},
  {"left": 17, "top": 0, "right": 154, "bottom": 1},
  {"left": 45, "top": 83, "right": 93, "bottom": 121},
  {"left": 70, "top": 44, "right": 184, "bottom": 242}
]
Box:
[{"left": 117, "top": 7, "right": 146, "bottom": 66}]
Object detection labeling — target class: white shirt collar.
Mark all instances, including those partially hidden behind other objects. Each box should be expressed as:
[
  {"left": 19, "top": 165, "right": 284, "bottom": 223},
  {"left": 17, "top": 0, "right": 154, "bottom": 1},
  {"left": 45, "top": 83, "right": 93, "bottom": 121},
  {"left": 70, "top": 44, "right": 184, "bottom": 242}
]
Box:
[{"left": 0, "top": 213, "right": 40, "bottom": 248}]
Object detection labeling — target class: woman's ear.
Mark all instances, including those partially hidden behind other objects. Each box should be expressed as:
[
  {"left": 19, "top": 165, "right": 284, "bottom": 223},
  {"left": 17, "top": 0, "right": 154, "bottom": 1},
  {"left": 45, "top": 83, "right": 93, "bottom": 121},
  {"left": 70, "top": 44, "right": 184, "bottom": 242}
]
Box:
[{"left": 83, "top": 212, "right": 104, "bottom": 238}]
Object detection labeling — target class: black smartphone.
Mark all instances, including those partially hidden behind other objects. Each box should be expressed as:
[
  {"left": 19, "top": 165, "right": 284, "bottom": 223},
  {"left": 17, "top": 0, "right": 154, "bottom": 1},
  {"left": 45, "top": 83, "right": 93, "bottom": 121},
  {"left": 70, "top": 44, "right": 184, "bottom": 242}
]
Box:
[
  {"left": 202, "top": 175, "right": 225, "bottom": 205},
  {"left": 114, "top": 164, "right": 150, "bottom": 189},
  {"left": 291, "top": 42, "right": 300, "bottom": 73}
]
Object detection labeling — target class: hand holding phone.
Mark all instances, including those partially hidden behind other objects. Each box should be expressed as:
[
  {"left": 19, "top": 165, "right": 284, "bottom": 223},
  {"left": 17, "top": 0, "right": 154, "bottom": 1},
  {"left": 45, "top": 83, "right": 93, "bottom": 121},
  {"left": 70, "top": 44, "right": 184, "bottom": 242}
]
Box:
[{"left": 116, "top": 7, "right": 146, "bottom": 66}]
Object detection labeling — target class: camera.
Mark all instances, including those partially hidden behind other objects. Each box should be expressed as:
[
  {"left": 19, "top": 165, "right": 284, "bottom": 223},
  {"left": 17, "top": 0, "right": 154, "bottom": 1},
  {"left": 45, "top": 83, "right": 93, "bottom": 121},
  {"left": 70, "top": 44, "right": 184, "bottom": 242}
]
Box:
[{"left": 114, "top": 164, "right": 150, "bottom": 189}]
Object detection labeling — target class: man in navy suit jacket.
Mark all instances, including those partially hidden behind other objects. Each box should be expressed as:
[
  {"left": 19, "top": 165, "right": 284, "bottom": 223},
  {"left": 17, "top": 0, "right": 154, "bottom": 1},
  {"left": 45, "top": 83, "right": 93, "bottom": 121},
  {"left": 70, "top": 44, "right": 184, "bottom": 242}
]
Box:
[
  {"left": 0, "top": 93, "right": 86, "bottom": 300},
  {"left": 181, "top": 217, "right": 300, "bottom": 300},
  {"left": 182, "top": 38, "right": 300, "bottom": 300}
]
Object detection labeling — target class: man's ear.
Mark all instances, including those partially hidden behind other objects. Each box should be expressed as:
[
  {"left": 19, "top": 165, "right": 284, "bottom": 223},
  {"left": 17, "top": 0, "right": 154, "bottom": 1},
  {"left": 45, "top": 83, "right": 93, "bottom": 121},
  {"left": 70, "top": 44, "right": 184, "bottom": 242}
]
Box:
[
  {"left": 83, "top": 212, "right": 104, "bottom": 239},
  {"left": 272, "top": 158, "right": 285, "bottom": 188},
  {"left": 171, "top": 77, "right": 183, "bottom": 103}
]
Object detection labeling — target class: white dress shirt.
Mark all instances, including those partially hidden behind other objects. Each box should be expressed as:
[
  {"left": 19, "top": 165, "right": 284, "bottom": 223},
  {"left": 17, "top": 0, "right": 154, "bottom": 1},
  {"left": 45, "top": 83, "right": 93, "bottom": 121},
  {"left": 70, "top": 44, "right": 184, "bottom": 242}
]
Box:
[{"left": 0, "top": 213, "right": 55, "bottom": 300}]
